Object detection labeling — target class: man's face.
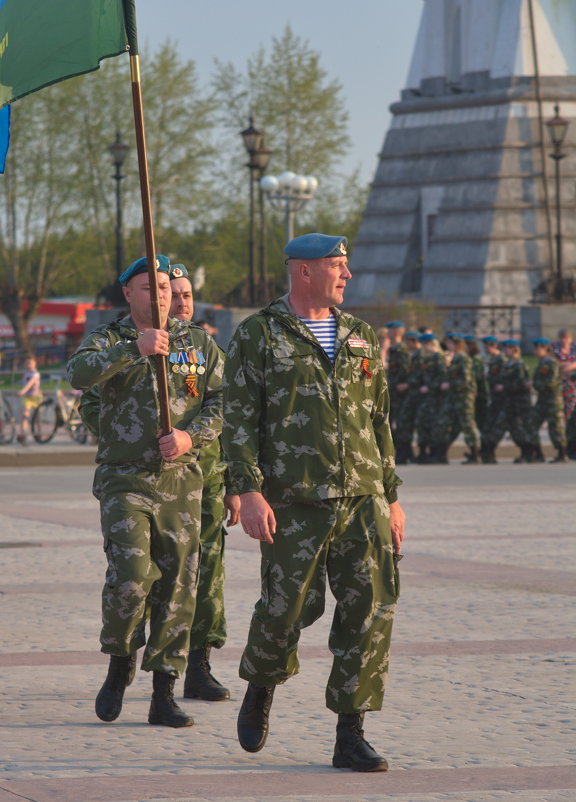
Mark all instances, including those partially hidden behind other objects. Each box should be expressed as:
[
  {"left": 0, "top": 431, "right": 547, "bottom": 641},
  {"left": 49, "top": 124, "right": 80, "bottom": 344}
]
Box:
[
  {"left": 170, "top": 277, "right": 194, "bottom": 321},
  {"left": 123, "top": 271, "right": 172, "bottom": 327},
  {"left": 305, "top": 256, "right": 351, "bottom": 307}
]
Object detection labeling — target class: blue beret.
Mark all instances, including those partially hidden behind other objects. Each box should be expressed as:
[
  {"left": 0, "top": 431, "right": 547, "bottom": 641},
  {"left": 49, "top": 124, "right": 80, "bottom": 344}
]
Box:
[
  {"left": 481, "top": 335, "right": 498, "bottom": 344},
  {"left": 284, "top": 233, "right": 347, "bottom": 260},
  {"left": 501, "top": 338, "right": 520, "bottom": 347},
  {"left": 446, "top": 332, "right": 464, "bottom": 341},
  {"left": 532, "top": 337, "right": 551, "bottom": 346},
  {"left": 463, "top": 334, "right": 476, "bottom": 341},
  {"left": 386, "top": 320, "right": 405, "bottom": 329},
  {"left": 169, "top": 263, "right": 189, "bottom": 280},
  {"left": 419, "top": 333, "right": 437, "bottom": 343},
  {"left": 405, "top": 330, "right": 420, "bottom": 339},
  {"left": 119, "top": 254, "right": 171, "bottom": 286}
]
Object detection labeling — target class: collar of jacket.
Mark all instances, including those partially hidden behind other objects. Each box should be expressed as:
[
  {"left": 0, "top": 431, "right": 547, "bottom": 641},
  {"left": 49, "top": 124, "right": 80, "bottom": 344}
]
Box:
[
  {"left": 262, "top": 294, "right": 363, "bottom": 348},
  {"left": 113, "top": 314, "right": 195, "bottom": 343}
]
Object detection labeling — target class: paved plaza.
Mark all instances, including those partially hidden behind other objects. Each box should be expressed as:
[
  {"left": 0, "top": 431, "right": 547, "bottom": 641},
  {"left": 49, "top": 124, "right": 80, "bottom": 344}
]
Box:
[{"left": 0, "top": 459, "right": 574, "bottom": 802}]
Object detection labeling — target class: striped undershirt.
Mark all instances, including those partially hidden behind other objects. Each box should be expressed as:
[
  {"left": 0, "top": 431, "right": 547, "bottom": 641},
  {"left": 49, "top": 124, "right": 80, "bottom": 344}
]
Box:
[{"left": 299, "top": 314, "right": 337, "bottom": 362}]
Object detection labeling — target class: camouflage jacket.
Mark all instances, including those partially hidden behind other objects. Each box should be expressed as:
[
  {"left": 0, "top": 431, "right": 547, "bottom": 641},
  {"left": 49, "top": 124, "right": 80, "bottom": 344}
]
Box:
[
  {"left": 486, "top": 353, "right": 505, "bottom": 393},
  {"left": 471, "top": 354, "right": 488, "bottom": 399},
  {"left": 447, "top": 351, "right": 476, "bottom": 396},
  {"left": 222, "top": 295, "right": 401, "bottom": 504},
  {"left": 417, "top": 350, "right": 448, "bottom": 394},
  {"left": 407, "top": 349, "right": 424, "bottom": 392},
  {"left": 502, "top": 358, "right": 530, "bottom": 398},
  {"left": 532, "top": 356, "right": 563, "bottom": 400},
  {"left": 387, "top": 342, "right": 410, "bottom": 389},
  {"left": 67, "top": 315, "right": 224, "bottom": 468}
]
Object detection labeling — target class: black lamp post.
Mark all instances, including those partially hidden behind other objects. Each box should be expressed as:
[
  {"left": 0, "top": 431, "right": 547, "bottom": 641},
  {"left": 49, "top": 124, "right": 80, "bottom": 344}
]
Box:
[
  {"left": 545, "top": 104, "right": 570, "bottom": 301},
  {"left": 240, "top": 117, "right": 271, "bottom": 305},
  {"left": 108, "top": 130, "right": 130, "bottom": 287}
]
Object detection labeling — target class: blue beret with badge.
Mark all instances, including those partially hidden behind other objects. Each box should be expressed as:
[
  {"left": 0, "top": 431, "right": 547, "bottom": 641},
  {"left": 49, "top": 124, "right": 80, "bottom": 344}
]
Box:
[
  {"left": 119, "top": 254, "right": 171, "bottom": 286},
  {"left": 169, "top": 263, "right": 189, "bottom": 280},
  {"left": 284, "top": 233, "right": 347, "bottom": 260},
  {"left": 532, "top": 337, "right": 551, "bottom": 346}
]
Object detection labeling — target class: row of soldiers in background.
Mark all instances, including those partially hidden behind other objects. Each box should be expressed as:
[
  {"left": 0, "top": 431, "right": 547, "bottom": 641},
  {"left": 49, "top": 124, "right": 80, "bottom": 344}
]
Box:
[{"left": 379, "top": 322, "right": 575, "bottom": 465}]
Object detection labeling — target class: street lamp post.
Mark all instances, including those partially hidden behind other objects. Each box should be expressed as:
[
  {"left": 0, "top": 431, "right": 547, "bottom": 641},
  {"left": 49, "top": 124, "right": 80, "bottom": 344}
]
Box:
[
  {"left": 545, "top": 104, "right": 570, "bottom": 301},
  {"left": 260, "top": 171, "right": 319, "bottom": 245},
  {"left": 240, "top": 118, "right": 271, "bottom": 305},
  {"left": 107, "top": 130, "right": 130, "bottom": 287}
]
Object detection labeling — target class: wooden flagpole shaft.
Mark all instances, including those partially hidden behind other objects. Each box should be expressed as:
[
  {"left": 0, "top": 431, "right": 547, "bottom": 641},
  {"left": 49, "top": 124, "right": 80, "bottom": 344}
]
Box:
[{"left": 129, "top": 53, "right": 171, "bottom": 435}]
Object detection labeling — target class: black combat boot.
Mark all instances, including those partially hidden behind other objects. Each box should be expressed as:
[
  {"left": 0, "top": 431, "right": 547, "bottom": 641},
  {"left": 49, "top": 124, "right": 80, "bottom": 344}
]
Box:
[
  {"left": 148, "top": 671, "right": 194, "bottom": 727},
  {"left": 461, "top": 447, "right": 480, "bottom": 464},
  {"left": 95, "top": 653, "right": 136, "bottom": 722},
  {"left": 513, "top": 444, "right": 530, "bottom": 463},
  {"left": 237, "top": 682, "right": 275, "bottom": 752},
  {"left": 394, "top": 443, "right": 408, "bottom": 465},
  {"left": 332, "top": 713, "right": 389, "bottom": 772},
  {"left": 183, "top": 646, "right": 230, "bottom": 701},
  {"left": 532, "top": 444, "right": 546, "bottom": 463},
  {"left": 550, "top": 446, "right": 569, "bottom": 463}
]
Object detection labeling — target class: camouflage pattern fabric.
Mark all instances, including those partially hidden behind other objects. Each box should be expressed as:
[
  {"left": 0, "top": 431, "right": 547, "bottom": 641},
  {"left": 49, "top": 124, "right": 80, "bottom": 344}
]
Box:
[
  {"left": 189, "top": 460, "right": 227, "bottom": 650},
  {"left": 67, "top": 315, "right": 224, "bottom": 467},
  {"left": 223, "top": 295, "right": 401, "bottom": 504},
  {"left": 438, "top": 352, "right": 479, "bottom": 449},
  {"left": 481, "top": 353, "right": 506, "bottom": 443},
  {"left": 394, "top": 349, "right": 423, "bottom": 450},
  {"left": 222, "top": 294, "right": 401, "bottom": 714},
  {"left": 387, "top": 342, "right": 410, "bottom": 430},
  {"left": 80, "top": 386, "right": 228, "bottom": 652},
  {"left": 414, "top": 350, "right": 449, "bottom": 449},
  {"left": 238, "top": 496, "right": 399, "bottom": 713},
  {"left": 471, "top": 353, "right": 489, "bottom": 431},
  {"left": 93, "top": 461, "right": 202, "bottom": 676},
  {"left": 68, "top": 315, "right": 224, "bottom": 676},
  {"left": 531, "top": 356, "right": 567, "bottom": 450},
  {"left": 484, "top": 358, "right": 536, "bottom": 448}
]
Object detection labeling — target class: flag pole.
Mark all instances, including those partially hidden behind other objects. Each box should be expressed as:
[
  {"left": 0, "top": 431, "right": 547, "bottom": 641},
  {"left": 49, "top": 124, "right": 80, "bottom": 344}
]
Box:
[{"left": 124, "top": 2, "right": 171, "bottom": 434}]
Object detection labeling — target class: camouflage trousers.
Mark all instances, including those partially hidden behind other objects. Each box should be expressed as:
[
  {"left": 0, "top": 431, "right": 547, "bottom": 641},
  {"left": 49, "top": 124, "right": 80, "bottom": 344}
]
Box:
[
  {"left": 239, "top": 495, "right": 399, "bottom": 714},
  {"left": 394, "top": 391, "right": 421, "bottom": 448},
  {"left": 484, "top": 398, "right": 537, "bottom": 449},
  {"left": 189, "top": 474, "right": 227, "bottom": 651},
  {"left": 415, "top": 392, "right": 446, "bottom": 447},
  {"left": 532, "top": 396, "right": 567, "bottom": 450},
  {"left": 441, "top": 393, "right": 479, "bottom": 450},
  {"left": 93, "top": 462, "right": 202, "bottom": 676}
]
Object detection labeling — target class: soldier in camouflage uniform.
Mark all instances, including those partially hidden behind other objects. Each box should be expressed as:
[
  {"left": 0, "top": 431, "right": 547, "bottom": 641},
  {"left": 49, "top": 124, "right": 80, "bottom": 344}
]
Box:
[
  {"left": 531, "top": 338, "right": 569, "bottom": 463},
  {"left": 78, "top": 264, "right": 236, "bottom": 703},
  {"left": 414, "top": 333, "right": 449, "bottom": 463},
  {"left": 222, "top": 233, "right": 406, "bottom": 772},
  {"left": 480, "top": 336, "right": 505, "bottom": 463},
  {"left": 385, "top": 321, "right": 410, "bottom": 436},
  {"left": 481, "top": 339, "right": 536, "bottom": 463},
  {"left": 394, "top": 331, "right": 422, "bottom": 464},
  {"left": 67, "top": 255, "right": 224, "bottom": 728},
  {"left": 438, "top": 333, "right": 480, "bottom": 464},
  {"left": 464, "top": 335, "right": 489, "bottom": 433}
]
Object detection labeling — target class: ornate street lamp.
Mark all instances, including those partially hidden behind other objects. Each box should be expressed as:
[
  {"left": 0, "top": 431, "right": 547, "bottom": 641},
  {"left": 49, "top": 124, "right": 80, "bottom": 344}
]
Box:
[
  {"left": 545, "top": 104, "right": 570, "bottom": 301},
  {"left": 107, "top": 130, "right": 130, "bottom": 291},
  {"left": 240, "top": 117, "right": 271, "bottom": 305},
  {"left": 260, "top": 171, "right": 319, "bottom": 245}
]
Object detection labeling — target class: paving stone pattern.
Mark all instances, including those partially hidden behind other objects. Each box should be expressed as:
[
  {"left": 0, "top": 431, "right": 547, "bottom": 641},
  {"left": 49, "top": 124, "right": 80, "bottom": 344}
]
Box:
[{"left": 0, "top": 462, "right": 575, "bottom": 802}]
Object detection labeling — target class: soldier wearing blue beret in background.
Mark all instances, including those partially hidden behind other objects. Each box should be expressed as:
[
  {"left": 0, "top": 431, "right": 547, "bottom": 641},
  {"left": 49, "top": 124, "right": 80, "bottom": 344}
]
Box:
[
  {"left": 68, "top": 254, "right": 224, "bottom": 728},
  {"left": 531, "top": 338, "right": 569, "bottom": 462},
  {"left": 222, "top": 232, "right": 406, "bottom": 771}
]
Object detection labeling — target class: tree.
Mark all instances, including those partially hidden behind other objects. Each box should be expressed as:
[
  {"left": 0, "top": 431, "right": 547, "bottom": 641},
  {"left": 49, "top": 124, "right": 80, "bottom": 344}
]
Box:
[
  {"left": 212, "top": 25, "right": 350, "bottom": 179},
  {"left": 0, "top": 44, "right": 217, "bottom": 353}
]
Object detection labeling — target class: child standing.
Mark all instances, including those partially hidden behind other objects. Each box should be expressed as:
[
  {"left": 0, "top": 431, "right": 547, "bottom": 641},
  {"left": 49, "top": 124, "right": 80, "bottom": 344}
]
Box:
[{"left": 17, "top": 357, "right": 42, "bottom": 444}]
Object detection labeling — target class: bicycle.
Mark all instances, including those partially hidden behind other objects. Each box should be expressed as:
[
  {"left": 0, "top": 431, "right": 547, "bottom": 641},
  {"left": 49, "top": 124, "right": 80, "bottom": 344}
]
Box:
[
  {"left": 0, "top": 390, "right": 17, "bottom": 445},
  {"left": 31, "top": 379, "right": 89, "bottom": 444}
]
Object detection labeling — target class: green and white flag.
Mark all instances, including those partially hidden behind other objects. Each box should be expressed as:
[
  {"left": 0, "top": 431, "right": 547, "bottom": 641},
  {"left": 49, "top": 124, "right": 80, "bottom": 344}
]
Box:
[{"left": 0, "top": 0, "right": 137, "bottom": 109}]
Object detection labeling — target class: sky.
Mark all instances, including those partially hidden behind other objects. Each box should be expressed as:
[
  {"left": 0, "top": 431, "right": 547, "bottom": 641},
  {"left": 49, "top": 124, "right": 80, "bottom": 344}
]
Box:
[{"left": 134, "top": 0, "right": 424, "bottom": 184}]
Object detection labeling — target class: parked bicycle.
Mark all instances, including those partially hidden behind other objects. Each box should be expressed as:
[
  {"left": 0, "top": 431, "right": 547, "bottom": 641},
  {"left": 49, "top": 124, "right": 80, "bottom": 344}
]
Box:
[
  {"left": 31, "top": 379, "right": 89, "bottom": 444},
  {"left": 0, "top": 390, "right": 17, "bottom": 445}
]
